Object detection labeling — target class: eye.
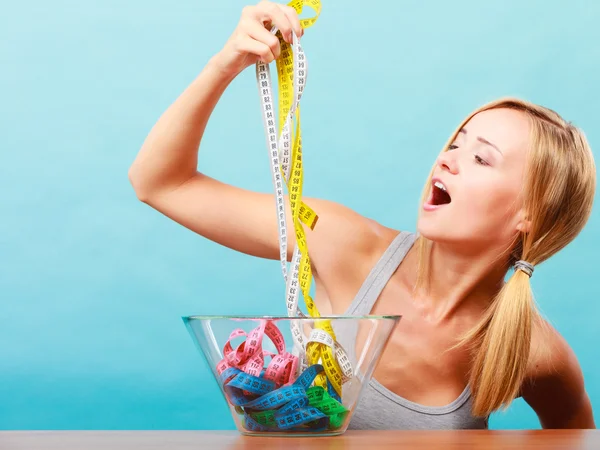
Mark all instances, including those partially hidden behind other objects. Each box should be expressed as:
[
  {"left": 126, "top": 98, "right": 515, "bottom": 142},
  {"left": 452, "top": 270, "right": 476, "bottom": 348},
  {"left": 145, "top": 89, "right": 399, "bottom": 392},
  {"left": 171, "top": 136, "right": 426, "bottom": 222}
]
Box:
[
  {"left": 474, "top": 154, "right": 489, "bottom": 166},
  {"left": 447, "top": 144, "right": 458, "bottom": 151}
]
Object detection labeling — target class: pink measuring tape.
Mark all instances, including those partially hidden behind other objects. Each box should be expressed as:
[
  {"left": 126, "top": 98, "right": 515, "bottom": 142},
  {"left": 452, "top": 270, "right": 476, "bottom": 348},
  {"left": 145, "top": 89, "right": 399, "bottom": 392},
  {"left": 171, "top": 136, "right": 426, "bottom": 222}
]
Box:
[
  {"left": 217, "top": 319, "right": 298, "bottom": 386},
  {"left": 216, "top": 318, "right": 348, "bottom": 432}
]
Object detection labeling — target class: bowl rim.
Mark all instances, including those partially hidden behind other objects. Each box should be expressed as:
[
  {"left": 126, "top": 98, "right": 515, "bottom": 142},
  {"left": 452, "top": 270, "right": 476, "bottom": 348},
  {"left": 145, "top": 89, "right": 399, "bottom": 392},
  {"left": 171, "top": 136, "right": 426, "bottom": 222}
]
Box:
[{"left": 182, "top": 314, "right": 401, "bottom": 320}]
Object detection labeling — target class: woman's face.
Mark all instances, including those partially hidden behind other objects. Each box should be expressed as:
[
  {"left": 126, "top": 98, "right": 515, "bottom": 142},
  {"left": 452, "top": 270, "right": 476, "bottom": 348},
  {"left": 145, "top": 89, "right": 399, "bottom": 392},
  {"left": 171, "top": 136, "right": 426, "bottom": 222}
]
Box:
[{"left": 417, "top": 108, "right": 531, "bottom": 251}]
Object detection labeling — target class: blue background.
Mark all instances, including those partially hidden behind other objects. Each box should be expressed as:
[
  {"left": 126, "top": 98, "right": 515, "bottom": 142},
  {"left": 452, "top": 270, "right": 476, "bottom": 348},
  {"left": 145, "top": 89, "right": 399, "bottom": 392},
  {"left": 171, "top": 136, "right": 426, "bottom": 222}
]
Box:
[{"left": 1, "top": 0, "right": 598, "bottom": 430}]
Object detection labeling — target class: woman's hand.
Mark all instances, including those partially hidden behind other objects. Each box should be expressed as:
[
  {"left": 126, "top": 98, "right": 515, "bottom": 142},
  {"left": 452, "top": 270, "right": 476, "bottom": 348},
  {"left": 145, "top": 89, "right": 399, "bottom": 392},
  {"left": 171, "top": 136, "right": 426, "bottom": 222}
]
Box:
[{"left": 212, "top": 1, "right": 304, "bottom": 79}]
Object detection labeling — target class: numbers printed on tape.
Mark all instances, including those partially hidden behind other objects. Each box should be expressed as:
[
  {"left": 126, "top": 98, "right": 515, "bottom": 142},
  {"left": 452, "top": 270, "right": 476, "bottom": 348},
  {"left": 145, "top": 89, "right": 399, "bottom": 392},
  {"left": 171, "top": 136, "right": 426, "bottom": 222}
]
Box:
[
  {"left": 256, "top": 1, "right": 353, "bottom": 400},
  {"left": 214, "top": 1, "right": 356, "bottom": 432}
]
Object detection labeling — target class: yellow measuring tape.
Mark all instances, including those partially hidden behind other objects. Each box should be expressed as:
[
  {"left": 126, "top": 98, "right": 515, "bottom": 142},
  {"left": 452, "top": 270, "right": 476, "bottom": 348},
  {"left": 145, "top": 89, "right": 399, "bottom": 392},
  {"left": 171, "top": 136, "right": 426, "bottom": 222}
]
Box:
[{"left": 268, "top": 0, "right": 346, "bottom": 397}]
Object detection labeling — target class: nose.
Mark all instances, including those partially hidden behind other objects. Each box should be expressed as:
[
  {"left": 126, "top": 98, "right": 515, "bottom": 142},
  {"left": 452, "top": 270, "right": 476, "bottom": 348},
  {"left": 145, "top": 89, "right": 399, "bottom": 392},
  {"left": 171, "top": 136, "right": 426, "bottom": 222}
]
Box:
[{"left": 437, "top": 150, "right": 459, "bottom": 174}]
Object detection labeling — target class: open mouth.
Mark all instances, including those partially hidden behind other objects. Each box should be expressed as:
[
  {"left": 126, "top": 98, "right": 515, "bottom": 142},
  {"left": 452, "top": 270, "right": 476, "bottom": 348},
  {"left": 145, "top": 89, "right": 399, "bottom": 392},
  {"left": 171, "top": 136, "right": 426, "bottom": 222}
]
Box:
[{"left": 427, "top": 180, "right": 452, "bottom": 207}]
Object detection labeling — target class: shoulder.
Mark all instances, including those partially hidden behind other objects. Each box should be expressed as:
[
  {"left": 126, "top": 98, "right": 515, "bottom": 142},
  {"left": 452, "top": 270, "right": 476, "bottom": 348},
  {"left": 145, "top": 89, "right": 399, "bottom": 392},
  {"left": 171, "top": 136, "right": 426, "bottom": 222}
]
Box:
[
  {"left": 321, "top": 212, "right": 402, "bottom": 280},
  {"left": 521, "top": 318, "right": 595, "bottom": 428},
  {"left": 305, "top": 196, "right": 404, "bottom": 268},
  {"left": 307, "top": 201, "right": 406, "bottom": 311},
  {"left": 526, "top": 318, "right": 574, "bottom": 379}
]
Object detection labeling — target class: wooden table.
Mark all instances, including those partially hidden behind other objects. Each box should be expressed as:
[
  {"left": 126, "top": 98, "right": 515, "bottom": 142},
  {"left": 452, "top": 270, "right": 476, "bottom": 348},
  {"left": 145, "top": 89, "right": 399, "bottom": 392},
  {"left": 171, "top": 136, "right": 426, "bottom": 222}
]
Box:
[{"left": 1, "top": 430, "right": 598, "bottom": 449}]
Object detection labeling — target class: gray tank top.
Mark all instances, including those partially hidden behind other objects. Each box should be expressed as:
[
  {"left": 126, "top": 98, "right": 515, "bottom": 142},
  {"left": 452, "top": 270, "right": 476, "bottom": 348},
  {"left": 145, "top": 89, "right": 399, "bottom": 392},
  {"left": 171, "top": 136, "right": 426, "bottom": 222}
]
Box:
[{"left": 341, "top": 230, "right": 489, "bottom": 430}]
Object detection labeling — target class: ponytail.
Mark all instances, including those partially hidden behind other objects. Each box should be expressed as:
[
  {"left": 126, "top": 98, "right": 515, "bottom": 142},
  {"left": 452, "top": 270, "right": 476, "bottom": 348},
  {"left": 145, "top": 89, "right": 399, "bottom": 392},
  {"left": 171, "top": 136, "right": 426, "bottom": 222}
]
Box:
[{"left": 459, "top": 266, "right": 540, "bottom": 417}]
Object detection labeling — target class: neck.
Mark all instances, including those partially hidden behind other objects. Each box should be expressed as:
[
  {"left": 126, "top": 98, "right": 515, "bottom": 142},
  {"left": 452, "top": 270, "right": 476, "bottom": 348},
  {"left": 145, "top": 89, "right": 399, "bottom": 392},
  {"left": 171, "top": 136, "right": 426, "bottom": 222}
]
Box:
[{"left": 410, "top": 238, "right": 510, "bottom": 323}]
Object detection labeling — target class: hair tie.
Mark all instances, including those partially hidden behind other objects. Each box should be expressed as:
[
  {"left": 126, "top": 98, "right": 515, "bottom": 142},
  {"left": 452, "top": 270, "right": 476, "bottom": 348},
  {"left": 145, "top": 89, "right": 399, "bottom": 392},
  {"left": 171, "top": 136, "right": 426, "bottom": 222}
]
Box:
[{"left": 514, "top": 260, "right": 534, "bottom": 278}]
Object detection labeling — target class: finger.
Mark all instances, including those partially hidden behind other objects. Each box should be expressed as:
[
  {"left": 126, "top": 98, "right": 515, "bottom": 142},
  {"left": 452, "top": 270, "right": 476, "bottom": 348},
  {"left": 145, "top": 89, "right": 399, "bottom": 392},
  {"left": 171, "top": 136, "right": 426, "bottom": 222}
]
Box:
[
  {"left": 255, "top": 0, "right": 294, "bottom": 43},
  {"left": 279, "top": 5, "right": 303, "bottom": 39},
  {"left": 243, "top": 18, "right": 281, "bottom": 60},
  {"left": 239, "top": 36, "right": 276, "bottom": 64}
]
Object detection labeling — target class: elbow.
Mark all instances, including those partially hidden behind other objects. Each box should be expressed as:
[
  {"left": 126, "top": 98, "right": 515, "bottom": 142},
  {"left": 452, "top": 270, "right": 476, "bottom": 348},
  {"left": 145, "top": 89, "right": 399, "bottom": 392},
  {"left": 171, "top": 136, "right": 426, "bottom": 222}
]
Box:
[{"left": 128, "top": 164, "right": 153, "bottom": 203}]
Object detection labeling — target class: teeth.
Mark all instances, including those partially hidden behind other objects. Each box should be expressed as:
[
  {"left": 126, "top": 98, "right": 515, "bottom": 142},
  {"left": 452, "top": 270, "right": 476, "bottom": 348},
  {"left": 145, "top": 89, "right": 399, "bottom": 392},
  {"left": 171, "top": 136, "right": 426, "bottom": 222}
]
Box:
[{"left": 434, "top": 181, "right": 447, "bottom": 191}]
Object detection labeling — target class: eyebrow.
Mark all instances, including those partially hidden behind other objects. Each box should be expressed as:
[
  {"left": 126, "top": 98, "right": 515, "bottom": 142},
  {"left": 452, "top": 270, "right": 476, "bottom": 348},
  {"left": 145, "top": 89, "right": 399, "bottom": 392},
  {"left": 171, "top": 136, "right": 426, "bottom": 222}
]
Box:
[{"left": 458, "top": 128, "right": 503, "bottom": 155}]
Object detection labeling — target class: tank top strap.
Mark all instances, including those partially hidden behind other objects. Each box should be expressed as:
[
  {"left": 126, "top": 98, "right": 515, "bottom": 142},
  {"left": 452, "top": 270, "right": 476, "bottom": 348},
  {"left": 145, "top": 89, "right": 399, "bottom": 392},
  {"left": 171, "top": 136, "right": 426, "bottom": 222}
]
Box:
[{"left": 345, "top": 231, "right": 417, "bottom": 316}]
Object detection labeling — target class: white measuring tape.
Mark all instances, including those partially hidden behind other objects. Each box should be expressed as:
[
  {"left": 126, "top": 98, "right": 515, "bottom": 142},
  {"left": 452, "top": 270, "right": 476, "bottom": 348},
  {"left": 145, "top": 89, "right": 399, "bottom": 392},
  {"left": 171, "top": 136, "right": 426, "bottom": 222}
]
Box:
[{"left": 255, "top": 27, "right": 353, "bottom": 388}]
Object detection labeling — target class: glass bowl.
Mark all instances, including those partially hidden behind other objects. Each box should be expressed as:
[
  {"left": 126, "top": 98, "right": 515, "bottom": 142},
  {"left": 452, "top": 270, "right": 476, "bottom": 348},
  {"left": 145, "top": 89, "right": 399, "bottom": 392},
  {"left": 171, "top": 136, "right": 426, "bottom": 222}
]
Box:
[{"left": 183, "top": 314, "right": 400, "bottom": 437}]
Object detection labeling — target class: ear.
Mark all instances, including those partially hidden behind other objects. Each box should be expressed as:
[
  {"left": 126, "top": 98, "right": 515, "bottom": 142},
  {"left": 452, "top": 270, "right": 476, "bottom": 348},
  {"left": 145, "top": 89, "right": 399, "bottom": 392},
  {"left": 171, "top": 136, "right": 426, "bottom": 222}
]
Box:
[{"left": 516, "top": 209, "right": 531, "bottom": 233}]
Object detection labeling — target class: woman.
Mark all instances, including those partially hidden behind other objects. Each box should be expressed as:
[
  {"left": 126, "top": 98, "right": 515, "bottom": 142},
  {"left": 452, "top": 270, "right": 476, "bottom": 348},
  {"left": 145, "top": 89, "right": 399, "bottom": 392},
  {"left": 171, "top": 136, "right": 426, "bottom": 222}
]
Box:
[{"left": 128, "top": 1, "right": 596, "bottom": 429}]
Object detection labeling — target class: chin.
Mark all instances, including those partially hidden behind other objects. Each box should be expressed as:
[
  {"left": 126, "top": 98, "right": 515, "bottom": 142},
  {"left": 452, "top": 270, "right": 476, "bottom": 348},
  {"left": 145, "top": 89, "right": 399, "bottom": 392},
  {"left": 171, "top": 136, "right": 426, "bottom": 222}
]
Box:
[
  {"left": 416, "top": 215, "right": 464, "bottom": 244},
  {"left": 417, "top": 217, "right": 509, "bottom": 254},
  {"left": 417, "top": 211, "right": 439, "bottom": 236}
]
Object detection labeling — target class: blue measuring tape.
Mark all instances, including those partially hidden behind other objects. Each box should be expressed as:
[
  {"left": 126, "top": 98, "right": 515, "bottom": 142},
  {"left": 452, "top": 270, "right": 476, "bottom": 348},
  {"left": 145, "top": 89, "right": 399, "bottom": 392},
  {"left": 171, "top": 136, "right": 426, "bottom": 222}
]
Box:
[{"left": 220, "top": 363, "right": 345, "bottom": 432}]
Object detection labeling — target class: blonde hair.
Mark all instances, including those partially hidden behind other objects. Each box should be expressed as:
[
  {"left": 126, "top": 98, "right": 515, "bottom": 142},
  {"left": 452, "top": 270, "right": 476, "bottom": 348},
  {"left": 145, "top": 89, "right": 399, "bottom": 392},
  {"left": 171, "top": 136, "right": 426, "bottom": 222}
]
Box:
[{"left": 415, "top": 97, "right": 596, "bottom": 417}]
